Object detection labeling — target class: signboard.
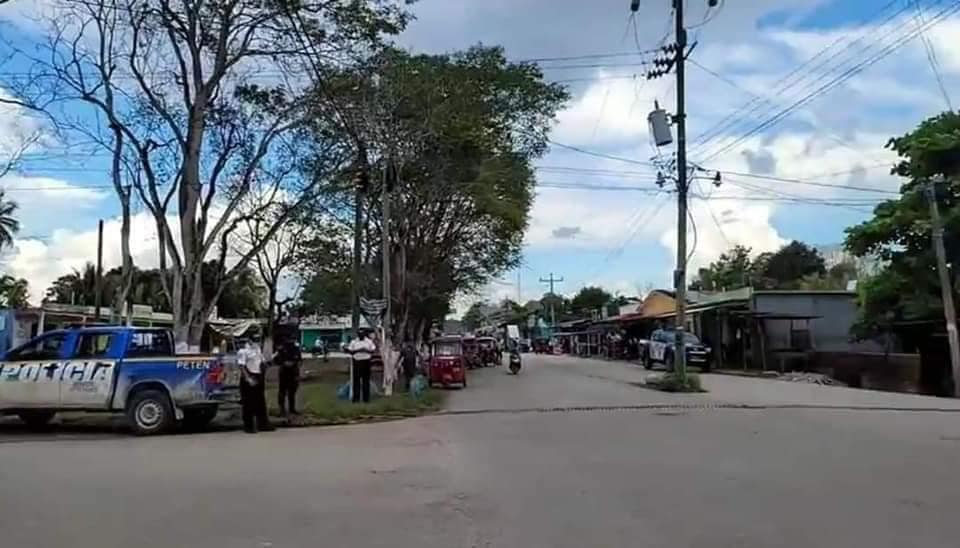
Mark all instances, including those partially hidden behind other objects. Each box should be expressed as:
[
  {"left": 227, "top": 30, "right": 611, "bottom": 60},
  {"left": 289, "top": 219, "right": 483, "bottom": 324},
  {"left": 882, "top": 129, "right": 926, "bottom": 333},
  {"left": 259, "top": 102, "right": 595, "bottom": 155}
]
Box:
[{"left": 359, "top": 297, "right": 386, "bottom": 328}]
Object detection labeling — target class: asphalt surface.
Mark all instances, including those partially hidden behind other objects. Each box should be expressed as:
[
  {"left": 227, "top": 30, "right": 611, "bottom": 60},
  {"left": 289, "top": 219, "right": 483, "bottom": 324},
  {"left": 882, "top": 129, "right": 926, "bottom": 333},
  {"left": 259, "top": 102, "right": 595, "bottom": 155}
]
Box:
[{"left": 3, "top": 354, "right": 960, "bottom": 547}]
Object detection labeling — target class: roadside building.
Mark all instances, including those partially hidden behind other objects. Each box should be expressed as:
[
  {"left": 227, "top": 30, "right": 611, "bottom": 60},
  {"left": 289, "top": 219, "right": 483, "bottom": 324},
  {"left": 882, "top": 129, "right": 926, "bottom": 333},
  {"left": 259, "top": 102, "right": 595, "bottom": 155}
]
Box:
[
  {"left": 641, "top": 288, "right": 922, "bottom": 393},
  {"left": 298, "top": 315, "right": 371, "bottom": 351}
]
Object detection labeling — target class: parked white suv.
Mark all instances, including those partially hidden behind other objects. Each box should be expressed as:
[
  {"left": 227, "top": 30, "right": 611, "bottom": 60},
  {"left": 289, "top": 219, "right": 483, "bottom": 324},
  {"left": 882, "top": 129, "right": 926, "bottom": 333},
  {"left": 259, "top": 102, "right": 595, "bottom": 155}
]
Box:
[{"left": 643, "top": 329, "right": 712, "bottom": 372}]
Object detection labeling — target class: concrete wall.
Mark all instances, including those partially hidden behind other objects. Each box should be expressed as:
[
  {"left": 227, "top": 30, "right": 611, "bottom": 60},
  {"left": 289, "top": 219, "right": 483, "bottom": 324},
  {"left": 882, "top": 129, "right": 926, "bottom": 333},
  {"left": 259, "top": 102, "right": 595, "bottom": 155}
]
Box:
[
  {"left": 811, "top": 352, "right": 922, "bottom": 394},
  {"left": 752, "top": 292, "right": 882, "bottom": 353}
]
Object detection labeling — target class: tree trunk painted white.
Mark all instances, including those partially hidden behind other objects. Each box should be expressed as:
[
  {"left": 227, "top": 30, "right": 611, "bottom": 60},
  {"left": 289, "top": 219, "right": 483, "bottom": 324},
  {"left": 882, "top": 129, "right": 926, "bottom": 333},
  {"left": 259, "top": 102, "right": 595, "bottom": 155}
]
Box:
[{"left": 381, "top": 330, "right": 396, "bottom": 396}]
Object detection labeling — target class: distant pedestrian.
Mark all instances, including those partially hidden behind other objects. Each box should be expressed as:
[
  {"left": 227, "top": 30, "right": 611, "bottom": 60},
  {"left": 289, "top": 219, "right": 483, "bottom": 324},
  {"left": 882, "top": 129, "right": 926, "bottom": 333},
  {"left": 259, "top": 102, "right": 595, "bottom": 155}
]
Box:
[
  {"left": 399, "top": 341, "right": 419, "bottom": 392},
  {"left": 275, "top": 339, "right": 302, "bottom": 416},
  {"left": 347, "top": 330, "right": 376, "bottom": 403},
  {"left": 237, "top": 334, "right": 275, "bottom": 434}
]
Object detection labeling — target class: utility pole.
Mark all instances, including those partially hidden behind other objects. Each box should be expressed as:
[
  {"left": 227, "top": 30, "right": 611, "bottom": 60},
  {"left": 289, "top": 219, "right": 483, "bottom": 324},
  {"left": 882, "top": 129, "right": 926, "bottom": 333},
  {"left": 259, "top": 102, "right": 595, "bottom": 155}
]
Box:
[
  {"left": 672, "top": 0, "right": 690, "bottom": 383},
  {"left": 926, "top": 178, "right": 960, "bottom": 397},
  {"left": 94, "top": 219, "right": 104, "bottom": 322},
  {"left": 641, "top": 0, "right": 705, "bottom": 383},
  {"left": 517, "top": 269, "right": 522, "bottom": 303},
  {"left": 539, "top": 273, "right": 564, "bottom": 326},
  {"left": 351, "top": 148, "right": 368, "bottom": 339}
]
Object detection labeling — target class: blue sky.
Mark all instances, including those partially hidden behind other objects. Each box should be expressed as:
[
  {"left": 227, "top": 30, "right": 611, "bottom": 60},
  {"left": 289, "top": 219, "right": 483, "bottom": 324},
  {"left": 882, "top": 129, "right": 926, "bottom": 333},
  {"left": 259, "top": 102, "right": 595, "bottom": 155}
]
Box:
[{"left": 1, "top": 0, "right": 959, "bottom": 311}]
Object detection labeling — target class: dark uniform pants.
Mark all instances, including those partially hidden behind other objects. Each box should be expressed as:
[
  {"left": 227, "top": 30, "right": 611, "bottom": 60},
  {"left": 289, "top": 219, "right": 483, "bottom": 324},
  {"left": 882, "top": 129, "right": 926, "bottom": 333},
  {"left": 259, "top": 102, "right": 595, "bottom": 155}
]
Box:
[
  {"left": 278, "top": 366, "right": 300, "bottom": 413},
  {"left": 240, "top": 372, "right": 270, "bottom": 431},
  {"left": 352, "top": 359, "right": 371, "bottom": 403}
]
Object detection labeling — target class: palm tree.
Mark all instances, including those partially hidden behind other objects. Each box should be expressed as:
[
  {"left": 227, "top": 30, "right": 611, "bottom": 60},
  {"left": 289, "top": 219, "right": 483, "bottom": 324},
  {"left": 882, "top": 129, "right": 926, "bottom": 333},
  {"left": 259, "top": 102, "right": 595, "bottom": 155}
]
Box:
[{"left": 0, "top": 190, "right": 20, "bottom": 250}]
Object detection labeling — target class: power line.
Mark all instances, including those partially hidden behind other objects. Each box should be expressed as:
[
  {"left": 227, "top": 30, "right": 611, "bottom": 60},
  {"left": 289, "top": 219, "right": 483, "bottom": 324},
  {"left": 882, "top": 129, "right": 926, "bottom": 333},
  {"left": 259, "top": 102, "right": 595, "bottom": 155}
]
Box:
[
  {"left": 536, "top": 163, "right": 897, "bottom": 194},
  {"left": 517, "top": 49, "right": 663, "bottom": 63},
  {"left": 540, "top": 137, "right": 655, "bottom": 166},
  {"left": 717, "top": 177, "right": 882, "bottom": 212},
  {"left": 537, "top": 181, "right": 661, "bottom": 192},
  {"left": 699, "top": 0, "right": 960, "bottom": 163},
  {"left": 713, "top": 169, "right": 900, "bottom": 194},
  {"left": 689, "top": 0, "right": 909, "bottom": 154},
  {"left": 579, "top": 191, "right": 670, "bottom": 285},
  {"left": 913, "top": 0, "right": 954, "bottom": 110},
  {"left": 693, "top": 179, "right": 731, "bottom": 248}
]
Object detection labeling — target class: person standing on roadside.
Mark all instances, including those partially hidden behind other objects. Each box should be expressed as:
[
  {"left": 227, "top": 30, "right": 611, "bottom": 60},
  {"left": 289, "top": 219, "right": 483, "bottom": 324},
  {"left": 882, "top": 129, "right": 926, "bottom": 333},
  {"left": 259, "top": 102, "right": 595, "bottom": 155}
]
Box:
[
  {"left": 398, "top": 341, "right": 419, "bottom": 392},
  {"left": 275, "top": 339, "right": 302, "bottom": 416},
  {"left": 237, "top": 334, "right": 275, "bottom": 433},
  {"left": 347, "top": 329, "right": 376, "bottom": 403}
]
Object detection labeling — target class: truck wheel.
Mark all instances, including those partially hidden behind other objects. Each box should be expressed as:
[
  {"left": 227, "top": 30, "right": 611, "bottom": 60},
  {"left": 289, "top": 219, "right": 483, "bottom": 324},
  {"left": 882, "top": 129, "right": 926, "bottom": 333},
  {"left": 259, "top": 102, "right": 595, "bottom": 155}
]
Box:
[
  {"left": 181, "top": 406, "right": 218, "bottom": 431},
  {"left": 127, "top": 389, "right": 174, "bottom": 436},
  {"left": 18, "top": 410, "right": 55, "bottom": 430},
  {"left": 664, "top": 352, "right": 674, "bottom": 372},
  {"left": 642, "top": 352, "right": 651, "bottom": 370}
]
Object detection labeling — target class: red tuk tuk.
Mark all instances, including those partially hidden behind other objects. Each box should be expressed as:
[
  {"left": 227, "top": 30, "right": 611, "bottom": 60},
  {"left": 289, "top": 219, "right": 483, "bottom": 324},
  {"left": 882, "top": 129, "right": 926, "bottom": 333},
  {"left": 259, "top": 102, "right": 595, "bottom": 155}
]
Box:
[
  {"left": 477, "top": 336, "right": 498, "bottom": 367},
  {"left": 428, "top": 336, "right": 467, "bottom": 388},
  {"left": 461, "top": 335, "right": 480, "bottom": 369}
]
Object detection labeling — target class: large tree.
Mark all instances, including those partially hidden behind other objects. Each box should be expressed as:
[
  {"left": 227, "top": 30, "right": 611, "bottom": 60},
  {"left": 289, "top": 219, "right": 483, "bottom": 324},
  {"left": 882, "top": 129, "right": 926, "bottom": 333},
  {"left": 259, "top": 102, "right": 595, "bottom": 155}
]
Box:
[
  {"left": 690, "top": 245, "right": 755, "bottom": 291},
  {"left": 4, "top": 0, "right": 408, "bottom": 347},
  {"left": 845, "top": 111, "right": 960, "bottom": 338},
  {"left": 299, "top": 46, "right": 568, "bottom": 342},
  {"left": 570, "top": 286, "right": 612, "bottom": 315},
  {"left": 755, "top": 240, "right": 826, "bottom": 289}
]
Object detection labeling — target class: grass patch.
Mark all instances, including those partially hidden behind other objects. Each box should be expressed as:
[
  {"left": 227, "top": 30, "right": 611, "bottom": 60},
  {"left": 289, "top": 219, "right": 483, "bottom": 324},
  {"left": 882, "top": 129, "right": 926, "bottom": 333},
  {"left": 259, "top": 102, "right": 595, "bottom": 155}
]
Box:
[
  {"left": 266, "top": 363, "right": 446, "bottom": 426},
  {"left": 645, "top": 372, "right": 707, "bottom": 393}
]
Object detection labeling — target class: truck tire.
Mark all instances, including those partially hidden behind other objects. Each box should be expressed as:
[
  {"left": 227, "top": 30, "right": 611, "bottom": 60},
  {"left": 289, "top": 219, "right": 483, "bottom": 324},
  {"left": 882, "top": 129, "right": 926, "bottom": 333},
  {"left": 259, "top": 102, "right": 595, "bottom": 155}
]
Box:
[
  {"left": 18, "top": 410, "right": 56, "bottom": 430},
  {"left": 664, "top": 351, "right": 674, "bottom": 372},
  {"left": 127, "top": 389, "right": 175, "bottom": 436},
  {"left": 181, "top": 406, "right": 218, "bottom": 431}
]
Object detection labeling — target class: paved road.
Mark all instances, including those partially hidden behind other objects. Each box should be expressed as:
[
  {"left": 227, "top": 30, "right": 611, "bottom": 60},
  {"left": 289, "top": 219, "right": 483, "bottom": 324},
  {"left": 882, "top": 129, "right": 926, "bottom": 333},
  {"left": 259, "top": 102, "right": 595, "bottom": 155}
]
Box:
[{"left": 3, "top": 354, "right": 960, "bottom": 547}]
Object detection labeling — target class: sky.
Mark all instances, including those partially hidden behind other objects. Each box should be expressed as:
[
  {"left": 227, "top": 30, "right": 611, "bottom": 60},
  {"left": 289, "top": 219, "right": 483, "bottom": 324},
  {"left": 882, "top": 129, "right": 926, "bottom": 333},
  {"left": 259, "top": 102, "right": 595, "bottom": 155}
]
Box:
[{"left": 1, "top": 0, "right": 959, "bottom": 313}]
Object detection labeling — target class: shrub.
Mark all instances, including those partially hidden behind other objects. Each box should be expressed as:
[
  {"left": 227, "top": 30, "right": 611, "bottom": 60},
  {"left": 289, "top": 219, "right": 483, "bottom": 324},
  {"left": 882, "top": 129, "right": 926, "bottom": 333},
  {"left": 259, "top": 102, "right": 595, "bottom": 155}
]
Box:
[{"left": 647, "top": 372, "right": 706, "bottom": 393}]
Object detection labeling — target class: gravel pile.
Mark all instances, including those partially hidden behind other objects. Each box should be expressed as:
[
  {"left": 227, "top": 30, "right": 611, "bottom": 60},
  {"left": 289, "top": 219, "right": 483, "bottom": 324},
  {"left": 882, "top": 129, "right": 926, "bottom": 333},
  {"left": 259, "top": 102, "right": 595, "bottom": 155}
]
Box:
[{"left": 779, "top": 372, "right": 846, "bottom": 386}]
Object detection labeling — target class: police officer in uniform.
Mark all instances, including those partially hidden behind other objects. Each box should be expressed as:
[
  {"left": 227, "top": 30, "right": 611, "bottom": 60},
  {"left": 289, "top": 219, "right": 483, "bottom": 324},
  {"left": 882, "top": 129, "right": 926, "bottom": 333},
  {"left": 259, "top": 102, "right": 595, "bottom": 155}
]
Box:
[{"left": 237, "top": 334, "right": 275, "bottom": 433}]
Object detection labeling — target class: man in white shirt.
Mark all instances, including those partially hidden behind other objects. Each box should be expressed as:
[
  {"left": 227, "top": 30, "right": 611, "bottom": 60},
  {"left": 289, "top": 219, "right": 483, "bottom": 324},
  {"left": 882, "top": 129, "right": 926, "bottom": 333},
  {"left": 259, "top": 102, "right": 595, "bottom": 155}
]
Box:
[
  {"left": 347, "top": 330, "right": 377, "bottom": 403},
  {"left": 237, "top": 334, "right": 274, "bottom": 433}
]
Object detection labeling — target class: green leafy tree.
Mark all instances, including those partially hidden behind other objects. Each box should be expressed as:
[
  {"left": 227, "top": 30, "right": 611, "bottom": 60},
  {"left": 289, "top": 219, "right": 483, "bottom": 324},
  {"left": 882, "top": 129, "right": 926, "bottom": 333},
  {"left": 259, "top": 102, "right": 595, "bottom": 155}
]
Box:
[
  {"left": 798, "top": 261, "right": 859, "bottom": 290},
  {"left": 756, "top": 240, "right": 826, "bottom": 289},
  {"left": 0, "top": 190, "right": 19, "bottom": 250},
  {"left": 301, "top": 46, "right": 568, "bottom": 341},
  {"left": 0, "top": 275, "right": 29, "bottom": 308},
  {"left": 539, "top": 292, "right": 571, "bottom": 322},
  {"left": 570, "top": 286, "right": 612, "bottom": 315},
  {"left": 7, "top": 0, "right": 410, "bottom": 347},
  {"left": 691, "top": 245, "right": 755, "bottom": 291},
  {"left": 845, "top": 111, "right": 960, "bottom": 337},
  {"left": 45, "top": 262, "right": 265, "bottom": 318},
  {"left": 462, "top": 301, "right": 492, "bottom": 332}
]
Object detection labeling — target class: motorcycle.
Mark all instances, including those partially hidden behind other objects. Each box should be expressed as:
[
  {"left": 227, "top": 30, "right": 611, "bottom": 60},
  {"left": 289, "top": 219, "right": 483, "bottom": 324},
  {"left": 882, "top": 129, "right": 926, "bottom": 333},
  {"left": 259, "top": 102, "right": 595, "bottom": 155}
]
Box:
[{"left": 508, "top": 351, "right": 521, "bottom": 374}]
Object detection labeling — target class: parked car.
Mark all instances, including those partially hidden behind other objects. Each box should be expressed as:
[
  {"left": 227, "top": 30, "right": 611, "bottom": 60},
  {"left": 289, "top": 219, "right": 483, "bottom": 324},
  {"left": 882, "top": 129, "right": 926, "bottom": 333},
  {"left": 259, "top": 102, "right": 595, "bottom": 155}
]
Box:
[
  {"left": 0, "top": 326, "right": 240, "bottom": 435},
  {"left": 643, "top": 329, "right": 712, "bottom": 372}
]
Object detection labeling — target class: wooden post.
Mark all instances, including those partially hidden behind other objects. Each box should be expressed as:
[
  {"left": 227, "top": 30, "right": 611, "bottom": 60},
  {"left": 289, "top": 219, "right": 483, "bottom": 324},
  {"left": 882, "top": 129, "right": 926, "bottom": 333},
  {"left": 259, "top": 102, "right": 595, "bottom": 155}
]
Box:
[{"left": 94, "top": 219, "right": 104, "bottom": 322}]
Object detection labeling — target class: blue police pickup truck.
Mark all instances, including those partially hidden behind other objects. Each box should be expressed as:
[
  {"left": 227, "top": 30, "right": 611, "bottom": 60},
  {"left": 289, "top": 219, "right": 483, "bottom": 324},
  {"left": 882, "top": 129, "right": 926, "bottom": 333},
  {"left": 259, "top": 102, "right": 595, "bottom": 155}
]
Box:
[{"left": 0, "top": 326, "right": 240, "bottom": 435}]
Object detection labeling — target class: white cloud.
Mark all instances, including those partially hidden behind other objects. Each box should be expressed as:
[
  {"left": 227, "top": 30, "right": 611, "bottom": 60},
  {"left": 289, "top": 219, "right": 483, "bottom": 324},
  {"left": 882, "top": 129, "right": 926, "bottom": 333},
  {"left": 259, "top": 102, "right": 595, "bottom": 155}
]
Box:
[
  {"left": 4, "top": 210, "right": 166, "bottom": 304},
  {"left": 552, "top": 73, "right": 671, "bottom": 146}
]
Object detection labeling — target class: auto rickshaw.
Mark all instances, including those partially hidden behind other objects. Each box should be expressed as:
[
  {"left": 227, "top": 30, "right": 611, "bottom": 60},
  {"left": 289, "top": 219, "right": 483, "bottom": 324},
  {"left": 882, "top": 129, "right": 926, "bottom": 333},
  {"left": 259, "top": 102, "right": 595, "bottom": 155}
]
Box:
[
  {"left": 477, "top": 336, "right": 498, "bottom": 367},
  {"left": 428, "top": 336, "right": 467, "bottom": 388},
  {"left": 461, "top": 336, "right": 480, "bottom": 369}
]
